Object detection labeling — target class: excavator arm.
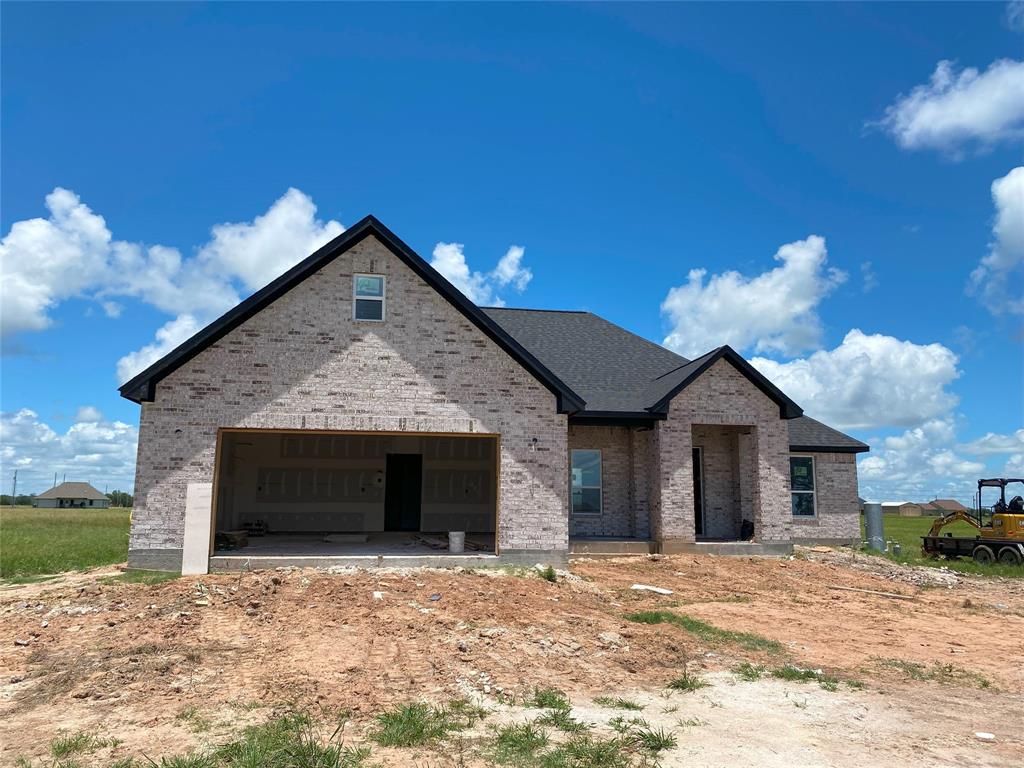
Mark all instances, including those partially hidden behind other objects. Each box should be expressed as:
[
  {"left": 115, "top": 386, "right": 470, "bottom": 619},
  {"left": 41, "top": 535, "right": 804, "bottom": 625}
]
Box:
[{"left": 927, "top": 509, "right": 982, "bottom": 538}]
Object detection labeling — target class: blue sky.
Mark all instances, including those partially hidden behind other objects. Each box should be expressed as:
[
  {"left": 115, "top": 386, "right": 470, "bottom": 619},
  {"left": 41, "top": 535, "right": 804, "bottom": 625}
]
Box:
[{"left": 1, "top": 2, "right": 1022, "bottom": 502}]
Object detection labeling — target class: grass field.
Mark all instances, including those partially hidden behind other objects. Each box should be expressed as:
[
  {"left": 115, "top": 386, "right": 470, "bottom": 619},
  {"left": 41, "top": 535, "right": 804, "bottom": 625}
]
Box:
[
  {"left": 865, "top": 513, "right": 1024, "bottom": 578},
  {"left": 0, "top": 506, "right": 131, "bottom": 580}
]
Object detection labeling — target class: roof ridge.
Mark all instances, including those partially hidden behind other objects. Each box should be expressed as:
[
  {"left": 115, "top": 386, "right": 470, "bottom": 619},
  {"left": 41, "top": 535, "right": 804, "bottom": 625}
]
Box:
[{"left": 480, "top": 306, "right": 591, "bottom": 314}]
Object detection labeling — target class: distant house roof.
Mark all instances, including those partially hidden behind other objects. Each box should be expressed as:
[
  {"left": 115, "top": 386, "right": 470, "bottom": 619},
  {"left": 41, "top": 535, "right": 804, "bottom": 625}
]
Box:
[
  {"left": 881, "top": 501, "right": 916, "bottom": 507},
  {"left": 925, "top": 498, "right": 969, "bottom": 512},
  {"left": 36, "top": 482, "right": 107, "bottom": 500}
]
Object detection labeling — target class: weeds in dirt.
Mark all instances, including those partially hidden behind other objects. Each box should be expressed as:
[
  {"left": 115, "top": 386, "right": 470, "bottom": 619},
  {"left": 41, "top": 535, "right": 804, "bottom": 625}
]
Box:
[
  {"left": 607, "top": 716, "right": 649, "bottom": 735},
  {"left": 50, "top": 731, "right": 116, "bottom": 758},
  {"left": 732, "top": 662, "right": 766, "bottom": 681},
  {"left": 666, "top": 670, "right": 709, "bottom": 693},
  {"left": 102, "top": 570, "right": 181, "bottom": 586},
  {"left": 176, "top": 706, "right": 214, "bottom": 733},
  {"left": 771, "top": 665, "right": 840, "bottom": 690},
  {"left": 370, "top": 700, "right": 481, "bottom": 747},
  {"left": 875, "top": 658, "right": 992, "bottom": 689},
  {"left": 592, "top": 697, "right": 643, "bottom": 711},
  {"left": 213, "top": 710, "right": 369, "bottom": 767},
  {"left": 544, "top": 734, "right": 648, "bottom": 768},
  {"left": 534, "top": 708, "right": 588, "bottom": 733},
  {"left": 624, "top": 610, "right": 784, "bottom": 654},
  {"left": 489, "top": 722, "right": 551, "bottom": 765},
  {"left": 524, "top": 687, "right": 571, "bottom": 711},
  {"left": 540, "top": 565, "right": 558, "bottom": 583},
  {"left": 630, "top": 727, "right": 677, "bottom": 754}
]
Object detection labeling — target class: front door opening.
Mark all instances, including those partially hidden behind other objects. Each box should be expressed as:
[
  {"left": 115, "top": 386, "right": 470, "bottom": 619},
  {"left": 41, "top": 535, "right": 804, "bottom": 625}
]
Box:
[
  {"left": 213, "top": 430, "right": 497, "bottom": 557},
  {"left": 692, "top": 446, "right": 704, "bottom": 536}
]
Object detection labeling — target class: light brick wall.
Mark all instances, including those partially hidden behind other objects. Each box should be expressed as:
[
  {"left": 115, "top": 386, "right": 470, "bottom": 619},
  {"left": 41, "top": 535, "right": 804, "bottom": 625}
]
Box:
[
  {"left": 791, "top": 452, "right": 861, "bottom": 543},
  {"left": 654, "top": 359, "right": 791, "bottom": 546},
  {"left": 568, "top": 425, "right": 633, "bottom": 538},
  {"left": 130, "top": 235, "right": 568, "bottom": 565},
  {"left": 693, "top": 425, "right": 741, "bottom": 539}
]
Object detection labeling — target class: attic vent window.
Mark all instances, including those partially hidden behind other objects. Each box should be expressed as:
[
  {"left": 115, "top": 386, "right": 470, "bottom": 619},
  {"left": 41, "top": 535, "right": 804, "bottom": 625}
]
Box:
[{"left": 354, "top": 274, "right": 385, "bottom": 321}]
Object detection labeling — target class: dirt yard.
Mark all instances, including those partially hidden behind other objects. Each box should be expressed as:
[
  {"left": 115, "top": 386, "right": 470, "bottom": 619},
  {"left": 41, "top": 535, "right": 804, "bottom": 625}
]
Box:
[{"left": 1, "top": 549, "right": 1022, "bottom": 767}]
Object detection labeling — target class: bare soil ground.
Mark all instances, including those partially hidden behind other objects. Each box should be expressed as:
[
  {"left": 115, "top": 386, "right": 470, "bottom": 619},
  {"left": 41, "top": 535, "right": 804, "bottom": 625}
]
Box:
[{"left": 1, "top": 549, "right": 1021, "bottom": 767}]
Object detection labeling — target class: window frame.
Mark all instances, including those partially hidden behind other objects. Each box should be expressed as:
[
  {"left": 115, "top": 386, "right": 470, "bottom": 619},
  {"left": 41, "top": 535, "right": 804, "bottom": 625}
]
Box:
[
  {"left": 353, "top": 273, "right": 386, "bottom": 322},
  {"left": 570, "top": 448, "right": 603, "bottom": 516},
  {"left": 789, "top": 454, "right": 817, "bottom": 518}
]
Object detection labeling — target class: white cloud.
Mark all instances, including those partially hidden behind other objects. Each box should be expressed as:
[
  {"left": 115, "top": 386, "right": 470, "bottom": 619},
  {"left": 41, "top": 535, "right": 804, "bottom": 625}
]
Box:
[
  {"left": 1005, "top": 454, "right": 1024, "bottom": 475},
  {"left": 858, "top": 418, "right": 984, "bottom": 502},
  {"left": 751, "top": 329, "right": 960, "bottom": 431},
  {"left": 968, "top": 167, "right": 1024, "bottom": 314},
  {"left": 0, "top": 187, "right": 346, "bottom": 382},
  {"left": 195, "top": 187, "right": 345, "bottom": 292},
  {"left": 0, "top": 188, "right": 114, "bottom": 335},
  {"left": 75, "top": 406, "right": 103, "bottom": 423},
  {"left": 1007, "top": 0, "right": 1024, "bottom": 32},
  {"left": 0, "top": 408, "right": 138, "bottom": 494},
  {"left": 859, "top": 261, "right": 878, "bottom": 293},
  {"left": 661, "top": 235, "right": 847, "bottom": 358},
  {"left": 430, "top": 242, "right": 533, "bottom": 307},
  {"left": 958, "top": 429, "right": 1024, "bottom": 456},
  {"left": 876, "top": 59, "right": 1024, "bottom": 153},
  {"left": 116, "top": 314, "right": 202, "bottom": 384}
]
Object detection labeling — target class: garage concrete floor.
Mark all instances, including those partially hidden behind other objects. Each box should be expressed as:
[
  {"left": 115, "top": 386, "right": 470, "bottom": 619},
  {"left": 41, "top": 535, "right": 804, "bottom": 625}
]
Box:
[{"left": 214, "top": 532, "right": 495, "bottom": 558}]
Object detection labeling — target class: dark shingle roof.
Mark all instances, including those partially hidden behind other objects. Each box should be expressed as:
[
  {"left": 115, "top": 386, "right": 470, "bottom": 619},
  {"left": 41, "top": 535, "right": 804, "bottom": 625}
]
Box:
[
  {"left": 480, "top": 309, "right": 685, "bottom": 412},
  {"left": 787, "top": 416, "right": 868, "bottom": 453},
  {"left": 36, "top": 482, "right": 107, "bottom": 500},
  {"left": 483, "top": 308, "right": 867, "bottom": 453}
]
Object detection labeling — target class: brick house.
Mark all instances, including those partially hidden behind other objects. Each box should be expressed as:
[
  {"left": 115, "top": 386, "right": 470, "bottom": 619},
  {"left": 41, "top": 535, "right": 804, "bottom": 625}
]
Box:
[{"left": 120, "top": 216, "right": 868, "bottom": 573}]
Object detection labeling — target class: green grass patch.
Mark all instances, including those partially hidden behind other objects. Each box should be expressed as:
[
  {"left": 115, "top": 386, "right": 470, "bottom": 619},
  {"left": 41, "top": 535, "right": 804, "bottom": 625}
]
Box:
[
  {"left": 102, "top": 569, "right": 181, "bottom": 585},
  {"left": 625, "top": 610, "right": 784, "bottom": 654},
  {"left": 630, "top": 727, "right": 677, "bottom": 754},
  {"left": 369, "top": 700, "right": 483, "bottom": 747},
  {"left": 50, "top": 731, "right": 112, "bottom": 758},
  {"left": 175, "top": 706, "right": 214, "bottom": 733},
  {"left": 539, "top": 565, "right": 558, "bottom": 583},
  {"left": 666, "top": 670, "right": 708, "bottom": 693},
  {"left": 1, "top": 507, "right": 131, "bottom": 578},
  {"left": 490, "top": 722, "right": 551, "bottom": 766},
  {"left": 732, "top": 662, "right": 766, "bottom": 681},
  {"left": 524, "top": 686, "right": 571, "bottom": 711},
  {"left": 540, "top": 734, "right": 637, "bottom": 768},
  {"left": 592, "top": 696, "right": 643, "bottom": 711},
  {"left": 876, "top": 658, "right": 992, "bottom": 688},
  {"left": 771, "top": 665, "right": 840, "bottom": 690},
  {"left": 534, "top": 709, "right": 588, "bottom": 733},
  {"left": 861, "top": 514, "right": 1024, "bottom": 579}
]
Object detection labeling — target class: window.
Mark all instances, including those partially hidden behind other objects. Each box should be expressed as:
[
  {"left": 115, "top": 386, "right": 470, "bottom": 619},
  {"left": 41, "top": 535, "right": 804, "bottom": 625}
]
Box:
[
  {"left": 571, "top": 449, "right": 602, "bottom": 514},
  {"left": 353, "top": 274, "right": 385, "bottom": 321},
  {"left": 790, "top": 456, "right": 816, "bottom": 516}
]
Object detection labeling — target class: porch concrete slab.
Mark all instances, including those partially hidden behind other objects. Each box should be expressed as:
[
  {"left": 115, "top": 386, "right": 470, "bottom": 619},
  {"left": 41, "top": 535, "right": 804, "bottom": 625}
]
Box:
[
  {"left": 662, "top": 540, "right": 793, "bottom": 557},
  {"left": 569, "top": 538, "right": 655, "bottom": 556}
]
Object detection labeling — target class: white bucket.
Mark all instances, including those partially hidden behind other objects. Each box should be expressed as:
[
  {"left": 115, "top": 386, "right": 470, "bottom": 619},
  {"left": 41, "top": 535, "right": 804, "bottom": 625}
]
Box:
[{"left": 449, "top": 531, "right": 465, "bottom": 553}]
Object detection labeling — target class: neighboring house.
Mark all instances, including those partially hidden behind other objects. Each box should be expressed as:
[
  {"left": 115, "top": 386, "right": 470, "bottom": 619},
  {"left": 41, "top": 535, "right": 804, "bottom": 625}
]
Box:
[
  {"left": 33, "top": 482, "right": 110, "bottom": 509},
  {"left": 922, "top": 498, "right": 970, "bottom": 515},
  {"left": 882, "top": 501, "right": 923, "bottom": 517},
  {"left": 119, "top": 216, "right": 869, "bottom": 572}
]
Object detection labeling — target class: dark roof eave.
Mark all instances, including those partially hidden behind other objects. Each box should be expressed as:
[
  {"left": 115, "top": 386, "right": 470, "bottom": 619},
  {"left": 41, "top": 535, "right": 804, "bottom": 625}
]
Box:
[
  {"left": 647, "top": 345, "right": 804, "bottom": 420},
  {"left": 790, "top": 444, "right": 870, "bottom": 454},
  {"left": 569, "top": 410, "right": 666, "bottom": 427},
  {"left": 117, "top": 216, "right": 586, "bottom": 413}
]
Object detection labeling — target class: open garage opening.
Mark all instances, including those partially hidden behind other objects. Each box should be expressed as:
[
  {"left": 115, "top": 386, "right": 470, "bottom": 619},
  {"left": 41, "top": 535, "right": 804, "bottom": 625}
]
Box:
[{"left": 213, "top": 430, "right": 498, "bottom": 560}]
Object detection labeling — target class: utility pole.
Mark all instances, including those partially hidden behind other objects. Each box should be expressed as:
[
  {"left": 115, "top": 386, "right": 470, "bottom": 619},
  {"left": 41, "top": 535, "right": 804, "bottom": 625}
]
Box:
[
  {"left": 53, "top": 472, "right": 57, "bottom": 488},
  {"left": 11, "top": 470, "right": 16, "bottom": 500}
]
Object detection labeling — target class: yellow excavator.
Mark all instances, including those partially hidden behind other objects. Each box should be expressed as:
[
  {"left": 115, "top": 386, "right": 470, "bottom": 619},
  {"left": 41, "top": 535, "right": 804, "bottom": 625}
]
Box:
[{"left": 922, "top": 478, "right": 1024, "bottom": 565}]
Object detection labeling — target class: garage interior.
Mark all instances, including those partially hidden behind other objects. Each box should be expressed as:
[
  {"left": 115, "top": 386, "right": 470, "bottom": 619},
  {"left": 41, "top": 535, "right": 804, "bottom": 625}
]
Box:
[{"left": 213, "top": 431, "right": 497, "bottom": 557}]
